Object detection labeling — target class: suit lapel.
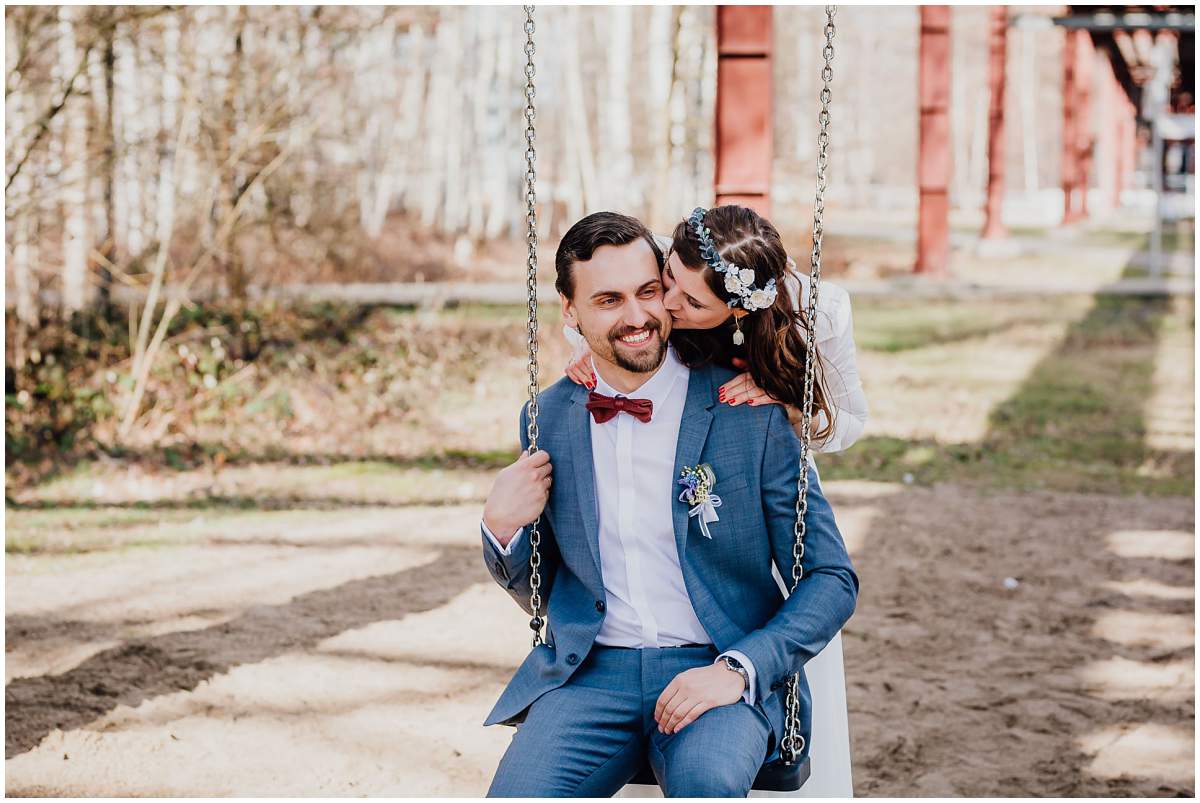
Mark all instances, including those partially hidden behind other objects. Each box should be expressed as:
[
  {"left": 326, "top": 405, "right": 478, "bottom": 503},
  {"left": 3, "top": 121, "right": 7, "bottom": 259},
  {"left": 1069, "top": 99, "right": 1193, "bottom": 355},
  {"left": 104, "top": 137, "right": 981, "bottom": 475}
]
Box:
[
  {"left": 568, "top": 386, "right": 605, "bottom": 584},
  {"left": 671, "top": 364, "right": 716, "bottom": 560}
]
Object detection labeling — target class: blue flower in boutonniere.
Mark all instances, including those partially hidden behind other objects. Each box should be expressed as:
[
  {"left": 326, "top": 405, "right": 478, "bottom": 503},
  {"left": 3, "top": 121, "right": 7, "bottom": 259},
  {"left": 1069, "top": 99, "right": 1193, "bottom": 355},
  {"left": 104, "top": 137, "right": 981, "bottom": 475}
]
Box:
[{"left": 677, "top": 463, "right": 723, "bottom": 539}]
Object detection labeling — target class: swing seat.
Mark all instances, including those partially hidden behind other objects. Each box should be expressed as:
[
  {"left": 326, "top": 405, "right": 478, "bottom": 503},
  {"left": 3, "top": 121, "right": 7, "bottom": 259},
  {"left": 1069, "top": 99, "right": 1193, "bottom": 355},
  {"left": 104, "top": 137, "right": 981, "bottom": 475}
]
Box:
[{"left": 628, "top": 755, "right": 811, "bottom": 793}]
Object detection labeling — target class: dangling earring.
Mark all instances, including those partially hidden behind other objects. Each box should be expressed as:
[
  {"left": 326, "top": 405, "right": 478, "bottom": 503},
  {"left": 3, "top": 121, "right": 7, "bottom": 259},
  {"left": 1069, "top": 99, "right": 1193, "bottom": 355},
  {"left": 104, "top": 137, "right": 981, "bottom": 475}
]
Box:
[{"left": 732, "top": 315, "right": 745, "bottom": 346}]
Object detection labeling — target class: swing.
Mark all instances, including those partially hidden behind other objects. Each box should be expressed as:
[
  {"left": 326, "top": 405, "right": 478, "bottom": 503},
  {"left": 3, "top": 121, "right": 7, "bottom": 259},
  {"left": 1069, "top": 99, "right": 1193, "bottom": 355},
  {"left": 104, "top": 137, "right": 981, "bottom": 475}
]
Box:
[{"left": 516, "top": 6, "right": 838, "bottom": 793}]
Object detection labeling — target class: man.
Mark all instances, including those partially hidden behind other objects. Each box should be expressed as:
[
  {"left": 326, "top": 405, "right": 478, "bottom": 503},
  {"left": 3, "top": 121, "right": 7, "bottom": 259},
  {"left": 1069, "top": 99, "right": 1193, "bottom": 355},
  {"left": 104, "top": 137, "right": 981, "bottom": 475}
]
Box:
[{"left": 480, "top": 211, "right": 858, "bottom": 797}]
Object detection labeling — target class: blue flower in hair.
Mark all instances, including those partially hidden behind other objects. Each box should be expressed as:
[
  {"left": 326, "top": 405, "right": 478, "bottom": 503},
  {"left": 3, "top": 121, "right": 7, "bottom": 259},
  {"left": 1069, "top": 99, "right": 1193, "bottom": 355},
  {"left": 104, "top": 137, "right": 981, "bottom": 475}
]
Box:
[{"left": 688, "top": 207, "right": 779, "bottom": 312}]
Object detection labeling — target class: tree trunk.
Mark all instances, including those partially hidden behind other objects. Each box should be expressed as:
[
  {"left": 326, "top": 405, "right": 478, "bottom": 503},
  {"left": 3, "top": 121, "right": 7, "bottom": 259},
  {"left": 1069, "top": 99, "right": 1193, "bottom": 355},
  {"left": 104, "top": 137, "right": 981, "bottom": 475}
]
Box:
[
  {"left": 648, "top": 6, "right": 681, "bottom": 229},
  {"left": 563, "top": 8, "right": 598, "bottom": 221},
  {"left": 97, "top": 21, "right": 115, "bottom": 309},
  {"left": 7, "top": 33, "right": 39, "bottom": 345},
  {"left": 604, "top": 6, "right": 635, "bottom": 209},
  {"left": 58, "top": 5, "right": 90, "bottom": 314},
  {"left": 113, "top": 23, "right": 145, "bottom": 259},
  {"left": 221, "top": 6, "right": 249, "bottom": 300}
]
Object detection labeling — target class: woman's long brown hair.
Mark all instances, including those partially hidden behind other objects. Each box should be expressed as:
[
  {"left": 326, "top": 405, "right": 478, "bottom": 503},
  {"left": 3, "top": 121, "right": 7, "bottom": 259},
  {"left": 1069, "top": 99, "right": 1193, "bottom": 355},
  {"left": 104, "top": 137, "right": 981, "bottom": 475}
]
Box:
[{"left": 668, "top": 205, "right": 835, "bottom": 444}]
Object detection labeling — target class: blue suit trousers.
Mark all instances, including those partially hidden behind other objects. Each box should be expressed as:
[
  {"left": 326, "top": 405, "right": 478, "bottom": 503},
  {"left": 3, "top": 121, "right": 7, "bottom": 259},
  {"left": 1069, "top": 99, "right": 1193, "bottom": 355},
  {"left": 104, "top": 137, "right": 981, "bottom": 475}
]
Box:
[{"left": 487, "top": 644, "right": 774, "bottom": 798}]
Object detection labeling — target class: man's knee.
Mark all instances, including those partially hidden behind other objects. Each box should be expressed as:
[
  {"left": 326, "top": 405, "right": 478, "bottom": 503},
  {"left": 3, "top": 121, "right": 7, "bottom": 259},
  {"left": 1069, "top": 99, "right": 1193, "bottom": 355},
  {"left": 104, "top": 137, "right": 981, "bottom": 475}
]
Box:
[
  {"left": 656, "top": 706, "right": 770, "bottom": 798},
  {"left": 487, "top": 760, "right": 567, "bottom": 797},
  {"left": 661, "top": 761, "right": 755, "bottom": 798},
  {"left": 487, "top": 725, "right": 574, "bottom": 797}
]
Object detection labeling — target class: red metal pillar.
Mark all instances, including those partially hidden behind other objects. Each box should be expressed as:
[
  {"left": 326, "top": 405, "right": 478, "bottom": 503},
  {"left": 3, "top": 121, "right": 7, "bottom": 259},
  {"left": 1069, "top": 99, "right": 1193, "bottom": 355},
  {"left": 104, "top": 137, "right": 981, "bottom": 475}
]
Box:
[
  {"left": 981, "top": 5, "right": 1008, "bottom": 240},
  {"left": 916, "top": 6, "right": 952, "bottom": 276},
  {"left": 1061, "top": 28, "right": 1080, "bottom": 223},
  {"left": 1062, "top": 29, "right": 1095, "bottom": 223},
  {"left": 714, "top": 5, "right": 773, "bottom": 216},
  {"left": 1100, "top": 53, "right": 1125, "bottom": 210},
  {"left": 1118, "top": 92, "right": 1136, "bottom": 208},
  {"left": 1075, "top": 31, "right": 1095, "bottom": 219}
]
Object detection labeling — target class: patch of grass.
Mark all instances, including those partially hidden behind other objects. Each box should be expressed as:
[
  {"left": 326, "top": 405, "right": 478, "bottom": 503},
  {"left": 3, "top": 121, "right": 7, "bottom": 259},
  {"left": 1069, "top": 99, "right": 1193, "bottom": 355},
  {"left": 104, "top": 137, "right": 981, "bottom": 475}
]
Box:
[
  {"left": 830, "top": 288, "right": 1193, "bottom": 497},
  {"left": 853, "top": 298, "right": 1067, "bottom": 353},
  {"left": 950, "top": 224, "right": 1195, "bottom": 254},
  {"left": 1083, "top": 228, "right": 1195, "bottom": 254},
  {"left": 4, "top": 507, "right": 216, "bottom": 556},
  {"left": 820, "top": 435, "right": 1193, "bottom": 497}
]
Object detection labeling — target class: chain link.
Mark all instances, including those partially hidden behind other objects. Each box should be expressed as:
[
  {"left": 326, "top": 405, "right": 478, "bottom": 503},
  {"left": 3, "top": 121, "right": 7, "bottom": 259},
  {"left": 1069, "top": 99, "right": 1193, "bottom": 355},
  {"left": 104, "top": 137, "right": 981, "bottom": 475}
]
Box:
[
  {"left": 782, "top": 4, "right": 835, "bottom": 767},
  {"left": 522, "top": 5, "right": 545, "bottom": 648}
]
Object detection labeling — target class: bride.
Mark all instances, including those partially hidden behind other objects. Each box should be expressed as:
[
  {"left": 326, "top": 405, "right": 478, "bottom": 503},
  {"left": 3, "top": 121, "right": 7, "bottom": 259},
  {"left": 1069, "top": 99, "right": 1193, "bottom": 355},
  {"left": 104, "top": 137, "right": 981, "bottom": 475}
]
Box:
[{"left": 561, "top": 204, "right": 867, "bottom": 797}]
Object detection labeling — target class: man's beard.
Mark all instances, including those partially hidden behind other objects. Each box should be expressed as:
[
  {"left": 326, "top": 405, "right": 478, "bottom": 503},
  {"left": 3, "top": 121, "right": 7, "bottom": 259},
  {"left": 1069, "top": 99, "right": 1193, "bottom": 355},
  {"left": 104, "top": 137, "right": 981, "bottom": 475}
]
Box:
[{"left": 604, "top": 319, "right": 667, "bottom": 373}]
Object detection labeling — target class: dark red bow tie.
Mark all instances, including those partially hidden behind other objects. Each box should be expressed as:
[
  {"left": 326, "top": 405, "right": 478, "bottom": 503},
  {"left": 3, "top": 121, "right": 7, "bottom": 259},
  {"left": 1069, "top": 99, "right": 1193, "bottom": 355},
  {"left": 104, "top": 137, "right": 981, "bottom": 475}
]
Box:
[{"left": 586, "top": 391, "right": 653, "bottom": 424}]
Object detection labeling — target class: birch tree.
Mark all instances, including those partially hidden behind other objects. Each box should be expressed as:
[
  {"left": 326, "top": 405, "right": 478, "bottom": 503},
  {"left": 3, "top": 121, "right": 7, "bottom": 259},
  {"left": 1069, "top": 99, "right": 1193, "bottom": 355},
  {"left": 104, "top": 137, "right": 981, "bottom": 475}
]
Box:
[{"left": 57, "top": 5, "right": 90, "bottom": 313}]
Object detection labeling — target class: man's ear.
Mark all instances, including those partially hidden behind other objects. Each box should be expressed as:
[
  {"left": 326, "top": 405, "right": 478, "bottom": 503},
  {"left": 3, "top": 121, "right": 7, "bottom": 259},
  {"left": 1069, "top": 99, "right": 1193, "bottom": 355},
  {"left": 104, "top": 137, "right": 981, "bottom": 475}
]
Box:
[{"left": 560, "top": 293, "right": 579, "bottom": 330}]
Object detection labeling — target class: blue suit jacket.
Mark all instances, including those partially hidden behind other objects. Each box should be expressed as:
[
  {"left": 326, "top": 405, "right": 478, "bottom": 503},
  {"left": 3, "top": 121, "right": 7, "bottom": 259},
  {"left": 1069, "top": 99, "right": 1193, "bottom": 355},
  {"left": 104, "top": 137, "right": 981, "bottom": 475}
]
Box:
[{"left": 480, "top": 361, "right": 859, "bottom": 761}]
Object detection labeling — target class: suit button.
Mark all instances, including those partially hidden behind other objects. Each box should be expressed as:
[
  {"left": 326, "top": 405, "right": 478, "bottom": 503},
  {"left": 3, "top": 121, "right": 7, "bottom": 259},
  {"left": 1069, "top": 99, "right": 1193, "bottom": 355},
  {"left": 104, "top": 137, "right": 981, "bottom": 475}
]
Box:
[
  {"left": 595, "top": 600, "right": 606, "bottom": 613},
  {"left": 566, "top": 653, "right": 580, "bottom": 665}
]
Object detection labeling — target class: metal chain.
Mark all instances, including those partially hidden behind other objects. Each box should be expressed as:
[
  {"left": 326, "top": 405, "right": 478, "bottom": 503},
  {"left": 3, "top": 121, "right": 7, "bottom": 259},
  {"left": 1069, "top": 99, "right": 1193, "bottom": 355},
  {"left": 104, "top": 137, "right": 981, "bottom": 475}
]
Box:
[
  {"left": 782, "top": 4, "right": 835, "bottom": 767},
  {"left": 522, "top": 5, "right": 545, "bottom": 648}
]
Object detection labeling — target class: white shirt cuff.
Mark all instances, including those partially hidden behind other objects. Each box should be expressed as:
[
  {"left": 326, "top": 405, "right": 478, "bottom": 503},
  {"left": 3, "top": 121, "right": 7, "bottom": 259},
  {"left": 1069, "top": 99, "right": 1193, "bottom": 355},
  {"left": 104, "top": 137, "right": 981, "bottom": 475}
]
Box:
[
  {"left": 718, "top": 649, "right": 758, "bottom": 706},
  {"left": 481, "top": 520, "right": 523, "bottom": 556}
]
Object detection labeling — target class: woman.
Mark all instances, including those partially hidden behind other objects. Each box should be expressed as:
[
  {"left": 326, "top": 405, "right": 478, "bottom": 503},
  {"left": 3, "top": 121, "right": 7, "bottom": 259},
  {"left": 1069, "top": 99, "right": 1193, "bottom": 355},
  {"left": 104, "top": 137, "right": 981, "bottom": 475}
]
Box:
[{"left": 565, "top": 204, "right": 865, "bottom": 797}]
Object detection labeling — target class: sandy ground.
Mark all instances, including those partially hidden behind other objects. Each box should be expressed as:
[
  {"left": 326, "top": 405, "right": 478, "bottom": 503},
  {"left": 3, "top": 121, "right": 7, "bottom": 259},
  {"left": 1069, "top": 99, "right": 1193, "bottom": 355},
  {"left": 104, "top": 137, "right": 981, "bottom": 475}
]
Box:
[{"left": 4, "top": 481, "right": 1193, "bottom": 797}]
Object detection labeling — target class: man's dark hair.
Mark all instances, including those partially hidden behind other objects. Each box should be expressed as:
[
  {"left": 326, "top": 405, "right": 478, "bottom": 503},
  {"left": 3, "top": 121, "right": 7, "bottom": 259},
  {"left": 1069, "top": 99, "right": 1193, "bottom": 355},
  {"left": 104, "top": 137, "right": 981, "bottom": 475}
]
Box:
[{"left": 554, "top": 212, "right": 664, "bottom": 299}]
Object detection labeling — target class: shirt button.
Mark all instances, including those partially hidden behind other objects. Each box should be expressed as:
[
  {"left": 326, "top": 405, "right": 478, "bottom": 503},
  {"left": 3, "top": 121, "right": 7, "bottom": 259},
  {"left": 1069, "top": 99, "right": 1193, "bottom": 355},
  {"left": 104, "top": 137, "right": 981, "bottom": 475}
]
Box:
[
  {"left": 566, "top": 653, "right": 580, "bottom": 666},
  {"left": 595, "top": 600, "right": 606, "bottom": 613}
]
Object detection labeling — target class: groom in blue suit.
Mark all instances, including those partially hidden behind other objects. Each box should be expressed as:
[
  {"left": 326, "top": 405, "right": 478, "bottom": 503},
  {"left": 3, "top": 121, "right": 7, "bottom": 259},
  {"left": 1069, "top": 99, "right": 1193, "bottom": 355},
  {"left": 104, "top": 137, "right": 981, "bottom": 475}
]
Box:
[{"left": 480, "top": 212, "right": 858, "bottom": 797}]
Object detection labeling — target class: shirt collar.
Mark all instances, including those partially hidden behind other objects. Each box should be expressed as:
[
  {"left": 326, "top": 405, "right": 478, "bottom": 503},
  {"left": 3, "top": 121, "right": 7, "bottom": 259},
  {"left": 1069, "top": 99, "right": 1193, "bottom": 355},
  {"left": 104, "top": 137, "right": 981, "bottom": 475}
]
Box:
[{"left": 591, "top": 344, "right": 686, "bottom": 412}]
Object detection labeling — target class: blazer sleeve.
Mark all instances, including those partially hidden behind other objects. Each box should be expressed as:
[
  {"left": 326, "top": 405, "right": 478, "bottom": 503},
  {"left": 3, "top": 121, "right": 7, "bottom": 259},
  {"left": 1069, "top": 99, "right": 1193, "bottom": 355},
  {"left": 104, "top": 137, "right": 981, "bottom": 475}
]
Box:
[
  {"left": 479, "top": 401, "right": 562, "bottom": 616},
  {"left": 726, "top": 404, "right": 859, "bottom": 704}
]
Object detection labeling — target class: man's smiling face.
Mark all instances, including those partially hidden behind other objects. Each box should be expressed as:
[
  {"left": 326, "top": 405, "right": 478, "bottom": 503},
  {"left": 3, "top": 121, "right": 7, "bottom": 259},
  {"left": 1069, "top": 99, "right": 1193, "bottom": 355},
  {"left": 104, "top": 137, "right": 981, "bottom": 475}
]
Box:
[{"left": 561, "top": 237, "right": 672, "bottom": 375}]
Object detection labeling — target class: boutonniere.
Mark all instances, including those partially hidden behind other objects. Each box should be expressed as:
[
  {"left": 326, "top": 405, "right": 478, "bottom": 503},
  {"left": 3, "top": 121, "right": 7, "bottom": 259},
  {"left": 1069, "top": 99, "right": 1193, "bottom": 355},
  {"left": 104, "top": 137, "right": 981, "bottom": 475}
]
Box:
[{"left": 677, "top": 463, "right": 723, "bottom": 539}]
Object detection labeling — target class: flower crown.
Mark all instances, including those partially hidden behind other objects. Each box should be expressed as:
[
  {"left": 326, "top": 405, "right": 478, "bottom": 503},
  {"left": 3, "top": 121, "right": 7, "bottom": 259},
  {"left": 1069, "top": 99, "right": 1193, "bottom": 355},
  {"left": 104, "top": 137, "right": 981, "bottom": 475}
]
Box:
[{"left": 688, "top": 207, "right": 778, "bottom": 312}]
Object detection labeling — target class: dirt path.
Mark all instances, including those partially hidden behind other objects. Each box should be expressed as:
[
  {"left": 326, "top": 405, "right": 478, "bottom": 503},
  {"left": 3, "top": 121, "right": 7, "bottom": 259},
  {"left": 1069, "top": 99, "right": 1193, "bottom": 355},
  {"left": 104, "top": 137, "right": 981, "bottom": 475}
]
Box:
[{"left": 5, "top": 483, "right": 1193, "bottom": 796}]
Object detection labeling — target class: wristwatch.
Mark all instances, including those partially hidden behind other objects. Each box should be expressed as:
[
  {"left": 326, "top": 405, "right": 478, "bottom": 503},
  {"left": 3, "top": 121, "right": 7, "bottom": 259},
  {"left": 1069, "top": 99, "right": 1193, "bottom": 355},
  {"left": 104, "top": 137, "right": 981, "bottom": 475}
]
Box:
[{"left": 719, "top": 655, "right": 749, "bottom": 691}]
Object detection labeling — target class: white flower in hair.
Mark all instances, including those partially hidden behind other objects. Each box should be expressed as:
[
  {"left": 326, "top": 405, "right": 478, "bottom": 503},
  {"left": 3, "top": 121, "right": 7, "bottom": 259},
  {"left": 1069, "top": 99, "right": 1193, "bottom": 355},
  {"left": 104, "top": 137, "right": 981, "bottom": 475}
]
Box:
[
  {"left": 724, "top": 272, "right": 744, "bottom": 294},
  {"left": 738, "top": 268, "right": 756, "bottom": 286},
  {"left": 748, "top": 289, "right": 774, "bottom": 310}
]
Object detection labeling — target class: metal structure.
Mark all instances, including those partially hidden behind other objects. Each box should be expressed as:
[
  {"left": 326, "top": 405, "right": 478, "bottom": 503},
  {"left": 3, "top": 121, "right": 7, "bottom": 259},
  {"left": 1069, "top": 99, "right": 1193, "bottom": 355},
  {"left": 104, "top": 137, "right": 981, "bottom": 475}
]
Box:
[
  {"left": 714, "top": 6, "right": 774, "bottom": 216},
  {"left": 982, "top": 6, "right": 1009, "bottom": 240},
  {"left": 916, "top": 6, "right": 951, "bottom": 275},
  {"left": 1050, "top": 6, "right": 1195, "bottom": 267}
]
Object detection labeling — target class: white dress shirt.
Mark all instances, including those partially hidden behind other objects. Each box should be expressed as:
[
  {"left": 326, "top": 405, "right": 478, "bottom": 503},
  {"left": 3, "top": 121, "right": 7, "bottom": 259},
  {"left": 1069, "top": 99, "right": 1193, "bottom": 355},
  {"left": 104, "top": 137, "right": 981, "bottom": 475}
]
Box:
[{"left": 483, "top": 345, "right": 759, "bottom": 704}]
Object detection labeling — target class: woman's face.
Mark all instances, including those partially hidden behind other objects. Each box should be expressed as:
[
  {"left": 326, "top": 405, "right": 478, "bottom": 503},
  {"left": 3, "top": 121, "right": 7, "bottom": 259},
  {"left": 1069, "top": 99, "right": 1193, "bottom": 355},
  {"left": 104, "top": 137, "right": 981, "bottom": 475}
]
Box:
[{"left": 662, "top": 250, "right": 734, "bottom": 330}]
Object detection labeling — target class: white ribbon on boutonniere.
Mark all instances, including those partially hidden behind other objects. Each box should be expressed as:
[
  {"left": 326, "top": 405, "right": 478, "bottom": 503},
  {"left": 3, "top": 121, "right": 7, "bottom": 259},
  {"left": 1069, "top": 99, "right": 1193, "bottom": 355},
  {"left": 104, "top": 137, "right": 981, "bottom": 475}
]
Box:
[{"left": 677, "top": 463, "right": 723, "bottom": 539}]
